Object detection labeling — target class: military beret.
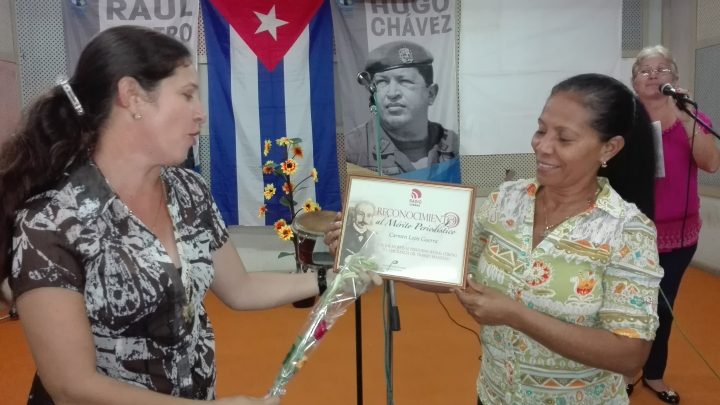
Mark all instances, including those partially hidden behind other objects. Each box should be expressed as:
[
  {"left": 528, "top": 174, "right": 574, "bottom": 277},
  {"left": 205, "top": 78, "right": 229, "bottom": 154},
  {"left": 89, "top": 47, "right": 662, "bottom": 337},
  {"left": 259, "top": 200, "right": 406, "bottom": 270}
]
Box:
[{"left": 365, "top": 41, "right": 434, "bottom": 74}]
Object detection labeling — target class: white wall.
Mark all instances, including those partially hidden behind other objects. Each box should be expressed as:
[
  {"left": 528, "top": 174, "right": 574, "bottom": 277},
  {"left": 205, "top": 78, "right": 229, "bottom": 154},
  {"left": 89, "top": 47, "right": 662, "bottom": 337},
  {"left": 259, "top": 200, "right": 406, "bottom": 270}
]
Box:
[{"left": 663, "top": 0, "right": 697, "bottom": 91}]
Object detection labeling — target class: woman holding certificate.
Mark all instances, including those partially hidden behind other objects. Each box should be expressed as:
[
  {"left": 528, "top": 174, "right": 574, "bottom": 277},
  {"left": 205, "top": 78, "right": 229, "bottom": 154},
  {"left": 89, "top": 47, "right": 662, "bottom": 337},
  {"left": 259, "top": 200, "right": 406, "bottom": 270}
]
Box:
[
  {"left": 458, "top": 73, "right": 662, "bottom": 405},
  {"left": 324, "top": 73, "right": 663, "bottom": 405}
]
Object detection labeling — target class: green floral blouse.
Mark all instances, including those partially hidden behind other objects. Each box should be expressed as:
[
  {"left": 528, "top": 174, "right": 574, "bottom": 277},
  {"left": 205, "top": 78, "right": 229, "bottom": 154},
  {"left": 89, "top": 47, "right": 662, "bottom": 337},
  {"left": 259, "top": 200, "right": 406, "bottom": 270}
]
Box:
[{"left": 470, "top": 178, "right": 662, "bottom": 405}]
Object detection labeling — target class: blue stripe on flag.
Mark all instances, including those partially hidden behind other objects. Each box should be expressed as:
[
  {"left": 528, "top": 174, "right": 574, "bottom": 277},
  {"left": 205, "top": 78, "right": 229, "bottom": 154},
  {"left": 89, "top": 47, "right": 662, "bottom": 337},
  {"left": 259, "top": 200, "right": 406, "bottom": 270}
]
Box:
[
  {"left": 258, "top": 61, "right": 289, "bottom": 226},
  {"left": 308, "top": 0, "right": 341, "bottom": 212},
  {"left": 202, "top": 0, "right": 239, "bottom": 224}
]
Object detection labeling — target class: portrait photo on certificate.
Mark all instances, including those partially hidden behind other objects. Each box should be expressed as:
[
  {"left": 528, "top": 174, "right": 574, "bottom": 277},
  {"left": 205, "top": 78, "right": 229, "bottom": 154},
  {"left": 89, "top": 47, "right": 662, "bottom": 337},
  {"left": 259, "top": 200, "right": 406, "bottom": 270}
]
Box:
[{"left": 336, "top": 175, "right": 476, "bottom": 288}]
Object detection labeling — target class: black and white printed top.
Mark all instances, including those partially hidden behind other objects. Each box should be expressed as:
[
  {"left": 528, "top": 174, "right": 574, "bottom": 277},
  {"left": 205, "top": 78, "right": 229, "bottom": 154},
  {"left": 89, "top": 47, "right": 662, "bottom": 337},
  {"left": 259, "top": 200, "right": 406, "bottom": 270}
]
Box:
[{"left": 11, "top": 163, "right": 229, "bottom": 401}]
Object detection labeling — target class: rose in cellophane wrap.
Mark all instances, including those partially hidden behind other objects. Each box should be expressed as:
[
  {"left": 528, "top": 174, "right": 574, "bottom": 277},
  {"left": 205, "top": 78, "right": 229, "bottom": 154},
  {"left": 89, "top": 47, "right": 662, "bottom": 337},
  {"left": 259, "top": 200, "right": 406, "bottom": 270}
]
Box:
[{"left": 268, "top": 254, "right": 379, "bottom": 397}]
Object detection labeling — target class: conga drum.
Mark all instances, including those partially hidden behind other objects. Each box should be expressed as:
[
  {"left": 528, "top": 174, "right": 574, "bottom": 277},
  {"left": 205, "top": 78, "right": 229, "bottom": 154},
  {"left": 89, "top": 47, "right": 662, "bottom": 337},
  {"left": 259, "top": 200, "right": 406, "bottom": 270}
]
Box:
[
  {"left": 291, "top": 210, "right": 336, "bottom": 308},
  {"left": 292, "top": 210, "right": 337, "bottom": 269}
]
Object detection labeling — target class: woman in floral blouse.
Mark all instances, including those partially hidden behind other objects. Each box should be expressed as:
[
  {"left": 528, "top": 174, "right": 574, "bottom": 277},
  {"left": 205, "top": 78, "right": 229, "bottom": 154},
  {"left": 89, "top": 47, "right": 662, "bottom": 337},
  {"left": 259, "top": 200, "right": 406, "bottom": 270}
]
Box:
[
  {"left": 455, "top": 74, "right": 662, "bottom": 404},
  {"left": 325, "top": 73, "right": 663, "bottom": 404},
  {"left": 0, "top": 26, "right": 336, "bottom": 405}
]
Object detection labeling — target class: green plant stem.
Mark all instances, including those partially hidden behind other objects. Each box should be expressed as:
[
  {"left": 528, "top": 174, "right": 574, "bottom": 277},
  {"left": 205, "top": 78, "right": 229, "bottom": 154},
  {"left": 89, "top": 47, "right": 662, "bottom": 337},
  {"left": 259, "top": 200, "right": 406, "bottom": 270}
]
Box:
[
  {"left": 294, "top": 174, "right": 313, "bottom": 189},
  {"left": 285, "top": 173, "right": 304, "bottom": 273}
]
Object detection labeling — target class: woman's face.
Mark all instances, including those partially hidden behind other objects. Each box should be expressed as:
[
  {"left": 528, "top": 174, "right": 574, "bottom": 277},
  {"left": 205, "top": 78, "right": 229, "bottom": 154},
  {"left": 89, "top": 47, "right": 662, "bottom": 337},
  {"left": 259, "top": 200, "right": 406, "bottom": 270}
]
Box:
[
  {"left": 632, "top": 55, "right": 676, "bottom": 100},
  {"left": 140, "top": 64, "right": 206, "bottom": 165},
  {"left": 531, "top": 92, "right": 610, "bottom": 190}
]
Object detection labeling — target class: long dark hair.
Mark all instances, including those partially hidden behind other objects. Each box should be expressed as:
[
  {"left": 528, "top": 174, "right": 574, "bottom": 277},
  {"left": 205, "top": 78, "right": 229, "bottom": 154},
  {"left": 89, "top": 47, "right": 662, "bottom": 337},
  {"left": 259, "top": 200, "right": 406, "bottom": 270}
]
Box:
[
  {"left": 551, "top": 73, "right": 657, "bottom": 219},
  {"left": 0, "top": 26, "right": 191, "bottom": 282}
]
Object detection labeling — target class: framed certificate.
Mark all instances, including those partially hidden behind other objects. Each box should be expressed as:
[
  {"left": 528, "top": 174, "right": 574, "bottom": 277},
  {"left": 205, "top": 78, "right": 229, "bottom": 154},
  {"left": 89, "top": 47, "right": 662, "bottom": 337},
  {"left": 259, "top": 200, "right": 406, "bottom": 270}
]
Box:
[{"left": 336, "top": 175, "right": 476, "bottom": 288}]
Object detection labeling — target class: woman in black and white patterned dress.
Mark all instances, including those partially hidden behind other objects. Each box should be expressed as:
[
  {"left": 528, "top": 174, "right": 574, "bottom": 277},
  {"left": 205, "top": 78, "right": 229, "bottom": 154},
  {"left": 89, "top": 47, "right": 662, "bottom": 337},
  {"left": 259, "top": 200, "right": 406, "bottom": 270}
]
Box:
[{"left": 0, "top": 26, "right": 358, "bottom": 405}]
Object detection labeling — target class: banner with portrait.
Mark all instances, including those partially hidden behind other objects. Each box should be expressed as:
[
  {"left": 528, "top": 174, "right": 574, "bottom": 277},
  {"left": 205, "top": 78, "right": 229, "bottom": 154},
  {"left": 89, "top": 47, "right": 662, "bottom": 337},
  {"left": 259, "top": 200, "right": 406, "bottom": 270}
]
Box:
[
  {"left": 331, "top": 0, "right": 460, "bottom": 183},
  {"left": 62, "top": 0, "right": 200, "bottom": 74}
]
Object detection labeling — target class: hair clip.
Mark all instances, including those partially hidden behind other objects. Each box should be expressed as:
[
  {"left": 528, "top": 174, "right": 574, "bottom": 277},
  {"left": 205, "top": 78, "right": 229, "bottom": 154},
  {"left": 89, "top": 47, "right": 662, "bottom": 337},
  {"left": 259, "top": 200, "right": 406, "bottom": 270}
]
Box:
[{"left": 56, "top": 76, "right": 85, "bottom": 116}]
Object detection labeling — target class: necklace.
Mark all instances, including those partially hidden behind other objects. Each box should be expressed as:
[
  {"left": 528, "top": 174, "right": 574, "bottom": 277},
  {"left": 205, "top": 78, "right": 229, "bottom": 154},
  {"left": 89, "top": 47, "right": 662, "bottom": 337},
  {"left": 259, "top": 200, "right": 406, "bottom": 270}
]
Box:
[{"left": 540, "top": 187, "right": 599, "bottom": 238}]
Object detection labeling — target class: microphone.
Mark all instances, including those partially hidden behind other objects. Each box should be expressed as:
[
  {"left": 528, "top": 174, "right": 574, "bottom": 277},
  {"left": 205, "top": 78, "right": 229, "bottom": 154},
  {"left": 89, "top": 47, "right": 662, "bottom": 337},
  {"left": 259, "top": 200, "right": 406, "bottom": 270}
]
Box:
[
  {"left": 659, "top": 83, "right": 696, "bottom": 106},
  {"left": 356, "top": 71, "right": 376, "bottom": 93}
]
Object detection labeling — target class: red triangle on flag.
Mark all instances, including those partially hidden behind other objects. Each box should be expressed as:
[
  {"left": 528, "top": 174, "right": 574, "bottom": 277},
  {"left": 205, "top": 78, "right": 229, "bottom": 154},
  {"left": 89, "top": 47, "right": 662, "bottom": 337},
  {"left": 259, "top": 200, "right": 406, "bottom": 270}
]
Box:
[{"left": 209, "top": 0, "right": 324, "bottom": 71}]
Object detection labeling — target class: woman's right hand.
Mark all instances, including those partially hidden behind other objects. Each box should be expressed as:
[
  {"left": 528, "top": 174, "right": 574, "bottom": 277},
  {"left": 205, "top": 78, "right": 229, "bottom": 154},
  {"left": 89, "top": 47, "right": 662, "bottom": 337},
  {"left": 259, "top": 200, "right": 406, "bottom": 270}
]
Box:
[
  {"left": 323, "top": 211, "right": 343, "bottom": 259},
  {"left": 214, "top": 395, "right": 280, "bottom": 405},
  {"left": 454, "top": 275, "right": 520, "bottom": 327},
  {"left": 667, "top": 87, "right": 693, "bottom": 120}
]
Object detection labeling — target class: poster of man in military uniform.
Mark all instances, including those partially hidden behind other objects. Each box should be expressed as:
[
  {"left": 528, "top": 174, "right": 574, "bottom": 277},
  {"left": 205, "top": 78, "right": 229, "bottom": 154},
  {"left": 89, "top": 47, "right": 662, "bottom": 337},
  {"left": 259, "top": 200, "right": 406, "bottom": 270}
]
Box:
[
  {"left": 344, "top": 41, "right": 459, "bottom": 180},
  {"left": 332, "top": 1, "right": 460, "bottom": 183}
]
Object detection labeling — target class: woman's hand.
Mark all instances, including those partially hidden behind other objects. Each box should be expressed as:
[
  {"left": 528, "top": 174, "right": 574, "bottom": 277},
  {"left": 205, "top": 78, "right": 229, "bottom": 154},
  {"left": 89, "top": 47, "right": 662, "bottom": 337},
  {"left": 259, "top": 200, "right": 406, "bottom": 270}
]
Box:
[
  {"left": 664, "top": 86, "right": 720, "bottom": 171},
  {"left": 325, "top": 261, "right": 383, "bottom": 292},
  {"left": 667, "top": 86, "right": 695, "bottom": 124},
  {"left": 323, "top": 211, "right": 343, "bottom": 259},
  {"left": 454, "top": 276, "right": 519, "bottom": 327}
]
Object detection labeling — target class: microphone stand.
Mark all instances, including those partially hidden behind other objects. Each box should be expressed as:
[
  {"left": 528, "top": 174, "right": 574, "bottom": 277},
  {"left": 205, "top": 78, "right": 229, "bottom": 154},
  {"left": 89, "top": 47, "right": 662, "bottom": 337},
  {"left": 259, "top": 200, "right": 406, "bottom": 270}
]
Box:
[
  {"left": 676, "top": 99, "right": 720, "bottom": 141},
  {"left": 366, "top": 87, "right": 401, "bottom": 405},
  {"left": 354, "top": 292, "right": 363, "bottom": 405}
]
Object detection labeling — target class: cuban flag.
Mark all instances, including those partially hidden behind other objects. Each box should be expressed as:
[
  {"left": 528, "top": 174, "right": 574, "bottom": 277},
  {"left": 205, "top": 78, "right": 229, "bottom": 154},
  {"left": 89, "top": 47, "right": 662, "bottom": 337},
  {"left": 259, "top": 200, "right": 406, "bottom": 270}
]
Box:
[{"left": 202, "top": 0, "right": 341, "bottom": 225}]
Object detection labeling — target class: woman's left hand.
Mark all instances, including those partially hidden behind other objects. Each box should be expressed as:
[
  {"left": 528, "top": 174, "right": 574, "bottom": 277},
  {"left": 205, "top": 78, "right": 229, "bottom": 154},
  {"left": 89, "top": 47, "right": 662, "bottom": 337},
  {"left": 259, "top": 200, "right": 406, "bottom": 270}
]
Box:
[
  {"left": 323, "top": 211, "right": 343, "bottom": 259},
  {"left": 454, "top": 275, "right": 519, "bottom": 327}
]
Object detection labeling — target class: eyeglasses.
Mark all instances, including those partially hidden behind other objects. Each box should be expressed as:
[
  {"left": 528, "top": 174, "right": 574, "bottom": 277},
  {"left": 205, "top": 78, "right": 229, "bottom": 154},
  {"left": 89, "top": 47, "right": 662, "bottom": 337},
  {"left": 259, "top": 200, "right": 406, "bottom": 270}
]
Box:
[{"left": 637, "top": 67, "right": 674, "bottom": 77}]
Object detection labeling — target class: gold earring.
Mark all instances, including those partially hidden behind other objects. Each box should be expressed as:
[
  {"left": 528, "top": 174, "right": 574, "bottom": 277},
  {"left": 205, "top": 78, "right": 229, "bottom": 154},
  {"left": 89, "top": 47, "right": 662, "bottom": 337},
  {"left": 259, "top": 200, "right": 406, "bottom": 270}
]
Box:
[
  {"left": 133, "top": 113, "right": 143, "bottom": 120},
  {"left": 601, "top": 161, "right": 608, "bottom": 168}
]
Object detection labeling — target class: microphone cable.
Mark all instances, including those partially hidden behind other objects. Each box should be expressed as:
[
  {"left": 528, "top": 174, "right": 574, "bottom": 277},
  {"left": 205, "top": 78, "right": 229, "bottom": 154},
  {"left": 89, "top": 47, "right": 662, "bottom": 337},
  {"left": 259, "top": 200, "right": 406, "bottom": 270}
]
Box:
[
  {"left": 678, "top": 113, "right": 697, "bottom": 249},
  {"left": 434, "top": 293, "right": 482, "bottom": 355}
]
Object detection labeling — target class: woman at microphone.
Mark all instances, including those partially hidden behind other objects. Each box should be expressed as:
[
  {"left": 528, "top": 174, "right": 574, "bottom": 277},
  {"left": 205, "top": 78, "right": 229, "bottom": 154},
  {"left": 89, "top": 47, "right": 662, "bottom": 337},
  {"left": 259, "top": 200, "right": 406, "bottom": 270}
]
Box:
[{"left": 625, "top": 45, "right": 720, "bottom": 404}]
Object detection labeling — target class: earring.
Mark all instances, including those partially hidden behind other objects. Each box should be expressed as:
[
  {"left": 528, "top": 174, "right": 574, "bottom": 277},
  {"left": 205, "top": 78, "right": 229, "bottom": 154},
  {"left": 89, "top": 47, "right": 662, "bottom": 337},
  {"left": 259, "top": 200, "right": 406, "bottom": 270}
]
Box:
[
  {"left": 133, "top": 113, "right": 143, "bottom": 120},
  {"left": 601, "top": 161, "right": 608, "bottom": 168}
]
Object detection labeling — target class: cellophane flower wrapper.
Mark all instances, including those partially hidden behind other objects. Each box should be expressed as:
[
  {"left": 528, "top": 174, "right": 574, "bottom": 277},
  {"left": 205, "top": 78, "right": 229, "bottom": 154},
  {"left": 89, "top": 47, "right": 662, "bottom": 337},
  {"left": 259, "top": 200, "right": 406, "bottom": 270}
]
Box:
[{"left": 268, "top": 254, "right": 379, "bottom": 397}]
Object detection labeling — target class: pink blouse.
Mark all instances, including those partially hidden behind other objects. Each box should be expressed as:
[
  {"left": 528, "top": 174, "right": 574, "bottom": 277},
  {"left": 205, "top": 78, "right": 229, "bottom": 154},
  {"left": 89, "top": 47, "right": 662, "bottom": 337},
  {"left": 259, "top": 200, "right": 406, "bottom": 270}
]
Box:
[{"left": 654, "top": 112, "right": 712, "bottom": 252}]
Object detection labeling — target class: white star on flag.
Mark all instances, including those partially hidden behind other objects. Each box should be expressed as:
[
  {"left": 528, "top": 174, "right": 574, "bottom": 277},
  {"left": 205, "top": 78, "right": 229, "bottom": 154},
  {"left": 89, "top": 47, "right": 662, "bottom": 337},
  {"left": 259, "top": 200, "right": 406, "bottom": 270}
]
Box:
[{"left": 254, "top": 5, "right": 288, "bottom": 40}]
